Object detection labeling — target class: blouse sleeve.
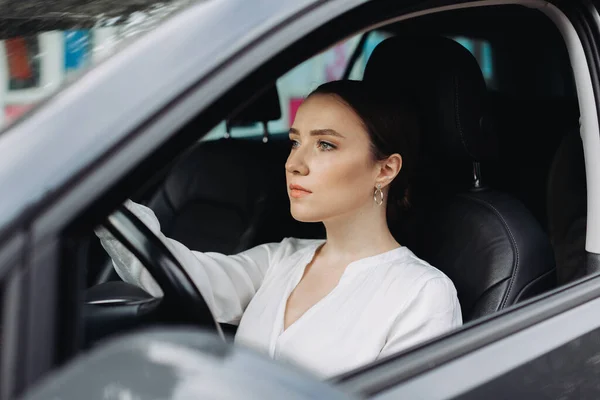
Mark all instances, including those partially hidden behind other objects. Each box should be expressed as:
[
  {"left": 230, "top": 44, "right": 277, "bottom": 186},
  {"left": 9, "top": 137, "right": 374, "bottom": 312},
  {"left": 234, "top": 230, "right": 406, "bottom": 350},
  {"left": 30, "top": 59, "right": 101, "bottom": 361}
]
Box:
[
  {"left": 95, "top": 200, "right": 284, "bottom": 325},
  {"left": 378, "top": 277, "right": 463, "bottom": 359}
]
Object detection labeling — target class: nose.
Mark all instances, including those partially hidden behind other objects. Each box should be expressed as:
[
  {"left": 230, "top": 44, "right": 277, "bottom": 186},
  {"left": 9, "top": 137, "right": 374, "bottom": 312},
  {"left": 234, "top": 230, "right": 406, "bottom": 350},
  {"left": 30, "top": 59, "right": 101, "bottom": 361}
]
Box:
[{"left": 285, "top": 145, "right": 309, "bottom": 176}]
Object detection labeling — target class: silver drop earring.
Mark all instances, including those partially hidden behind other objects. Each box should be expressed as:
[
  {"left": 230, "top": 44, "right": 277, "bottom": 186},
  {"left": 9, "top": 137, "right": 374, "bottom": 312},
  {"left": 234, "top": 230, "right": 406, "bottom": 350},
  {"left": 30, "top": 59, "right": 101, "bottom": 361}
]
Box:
[{"left": 374, "top": 184, "right": 384, "bottom": 206}]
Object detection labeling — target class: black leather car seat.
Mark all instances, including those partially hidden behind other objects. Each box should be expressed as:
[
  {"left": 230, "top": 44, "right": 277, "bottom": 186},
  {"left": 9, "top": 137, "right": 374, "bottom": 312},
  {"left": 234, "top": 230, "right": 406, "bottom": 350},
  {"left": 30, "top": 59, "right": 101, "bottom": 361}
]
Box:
[
  {"left": 363, "top": 36, "right": 557, "bottom": 322},
  {"left": 147, "top": 138, "right": 274, "bottom": 254},
  {"left": 146, "top": 86, "right": 282, "bottom": 254}
]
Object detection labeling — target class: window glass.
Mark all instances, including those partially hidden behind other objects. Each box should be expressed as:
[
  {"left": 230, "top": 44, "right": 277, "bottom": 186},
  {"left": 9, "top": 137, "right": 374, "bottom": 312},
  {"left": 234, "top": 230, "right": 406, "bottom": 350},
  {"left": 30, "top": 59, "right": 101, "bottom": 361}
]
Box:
[
  {"left": 0, "top": 1, "right": 192, "bottom": 130},
  {"left": 346, "top": 31, "right": 392, "bottom": 80},
  {"left": 202, "top": 33, "right": 495, "bottom": 141},
  {"left": 203, "top": 31, "right": 391, "bottom": 141},
  {"left": 452, "top": 36, "right": 495, "bottom": 87},
  {"left": 1, "top": 30, "right": 99, "bottom": 126}
]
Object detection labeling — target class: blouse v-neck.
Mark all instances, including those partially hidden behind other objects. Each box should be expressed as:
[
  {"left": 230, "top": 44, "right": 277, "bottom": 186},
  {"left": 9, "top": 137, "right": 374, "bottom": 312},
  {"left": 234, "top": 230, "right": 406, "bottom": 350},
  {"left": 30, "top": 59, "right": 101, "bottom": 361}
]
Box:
[{"left": 278, "top": 241, "right": 407, "bottom": 337}]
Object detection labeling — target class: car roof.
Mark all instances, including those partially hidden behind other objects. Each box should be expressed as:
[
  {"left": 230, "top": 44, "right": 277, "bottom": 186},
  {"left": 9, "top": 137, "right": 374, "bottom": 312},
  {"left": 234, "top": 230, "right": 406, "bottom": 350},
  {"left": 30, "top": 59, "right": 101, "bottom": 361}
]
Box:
[{"left": 0, "top": 0, "right": 319, "bottom": 238}]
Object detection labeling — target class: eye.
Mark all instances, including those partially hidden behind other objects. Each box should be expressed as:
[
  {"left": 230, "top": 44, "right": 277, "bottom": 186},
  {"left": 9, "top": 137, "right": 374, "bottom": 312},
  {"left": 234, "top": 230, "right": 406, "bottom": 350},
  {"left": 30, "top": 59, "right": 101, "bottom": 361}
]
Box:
[
  {"left": 317, "top": 140, "right": 336, "bottom": 151},
  {"left": 290, "top": 138, "right": 300, "bottom": 149}
]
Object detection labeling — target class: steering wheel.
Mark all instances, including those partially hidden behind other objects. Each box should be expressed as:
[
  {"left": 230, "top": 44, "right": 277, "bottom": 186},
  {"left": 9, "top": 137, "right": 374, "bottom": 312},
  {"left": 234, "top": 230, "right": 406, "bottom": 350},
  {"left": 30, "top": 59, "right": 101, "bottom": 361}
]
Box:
[{"left": 84, "top": 205, "right": 224, "bottom": 345}]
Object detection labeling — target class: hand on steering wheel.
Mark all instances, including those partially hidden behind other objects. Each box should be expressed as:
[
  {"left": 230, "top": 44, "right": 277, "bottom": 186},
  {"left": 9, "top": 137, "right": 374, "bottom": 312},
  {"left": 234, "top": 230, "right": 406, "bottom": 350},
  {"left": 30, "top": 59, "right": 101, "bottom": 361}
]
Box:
[{"left": 102, "top": 205, "right": 224, "bottom": 339}]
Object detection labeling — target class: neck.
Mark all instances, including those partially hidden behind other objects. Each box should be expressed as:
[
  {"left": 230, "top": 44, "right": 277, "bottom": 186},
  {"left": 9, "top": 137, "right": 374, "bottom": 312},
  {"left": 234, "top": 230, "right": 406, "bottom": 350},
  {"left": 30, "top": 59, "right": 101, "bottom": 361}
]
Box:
[{"left": 321, "top": 203, "right": 400, "bottom": 262}]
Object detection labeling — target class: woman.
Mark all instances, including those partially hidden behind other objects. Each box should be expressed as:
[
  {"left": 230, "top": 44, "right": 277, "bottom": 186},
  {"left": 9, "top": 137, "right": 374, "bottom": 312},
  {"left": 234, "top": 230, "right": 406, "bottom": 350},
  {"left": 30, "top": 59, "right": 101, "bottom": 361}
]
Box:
[{"left": 97, "top": 80, "right": 462, "bottom": 378}]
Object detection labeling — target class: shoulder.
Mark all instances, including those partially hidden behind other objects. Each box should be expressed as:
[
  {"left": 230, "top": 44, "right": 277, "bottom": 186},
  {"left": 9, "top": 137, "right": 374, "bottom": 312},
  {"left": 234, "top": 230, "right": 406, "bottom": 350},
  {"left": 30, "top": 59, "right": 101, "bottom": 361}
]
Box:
[
  {"left": 380, "top": 247, "right": 459, "bottom": 314},
  {"left": 280, "top": 237, "right": 326, "bottom": 251},
  {"left": 272, "top": 237, "right": 324, "bottom": 258},
  {"left": 381, "top": 247, "right": 452, "bottom": 285},
  {"left": 243, "top": 237, "right": 324, "bottom": 266}
]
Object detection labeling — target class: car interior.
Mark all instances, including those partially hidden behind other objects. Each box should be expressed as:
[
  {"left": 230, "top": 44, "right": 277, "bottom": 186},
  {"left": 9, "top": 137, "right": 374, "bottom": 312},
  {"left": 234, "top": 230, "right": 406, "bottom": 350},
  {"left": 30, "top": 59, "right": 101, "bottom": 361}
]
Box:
[{"left": 78, "top": 3, "right": 586, "bottom": 363}]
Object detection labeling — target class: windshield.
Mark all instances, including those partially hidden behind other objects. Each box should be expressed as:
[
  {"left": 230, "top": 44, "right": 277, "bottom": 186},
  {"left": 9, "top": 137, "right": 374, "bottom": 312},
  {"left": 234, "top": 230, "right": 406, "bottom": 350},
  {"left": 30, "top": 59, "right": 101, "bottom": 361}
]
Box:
[{"left": 0, "top": 0, "right": 195, "bottom": 130}]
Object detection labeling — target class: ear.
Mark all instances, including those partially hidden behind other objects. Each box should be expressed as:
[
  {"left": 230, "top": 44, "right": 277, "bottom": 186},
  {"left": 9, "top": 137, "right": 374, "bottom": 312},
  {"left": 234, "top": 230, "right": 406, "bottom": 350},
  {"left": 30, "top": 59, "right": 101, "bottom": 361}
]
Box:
[{"left": 375, "top": 153, "right": 402, "bottom": 189}]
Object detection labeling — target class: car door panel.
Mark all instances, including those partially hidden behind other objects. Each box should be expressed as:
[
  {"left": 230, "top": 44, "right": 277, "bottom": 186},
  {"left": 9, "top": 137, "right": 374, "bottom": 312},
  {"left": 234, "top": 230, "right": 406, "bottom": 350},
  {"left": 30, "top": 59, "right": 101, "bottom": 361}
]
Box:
[
  {"left": 455, "top": 327, "right": 600, "bottom": 399},
  {"left": 372, "top": 294, "right": 600, "bottom": 399}
]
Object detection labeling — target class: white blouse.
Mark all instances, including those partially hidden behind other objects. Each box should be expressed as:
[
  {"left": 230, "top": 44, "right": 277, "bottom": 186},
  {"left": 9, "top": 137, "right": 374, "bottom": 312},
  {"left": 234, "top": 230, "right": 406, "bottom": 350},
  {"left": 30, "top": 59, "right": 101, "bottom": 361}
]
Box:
[{"left": 96, "top": 200, "right": 462, "bottom": 378}]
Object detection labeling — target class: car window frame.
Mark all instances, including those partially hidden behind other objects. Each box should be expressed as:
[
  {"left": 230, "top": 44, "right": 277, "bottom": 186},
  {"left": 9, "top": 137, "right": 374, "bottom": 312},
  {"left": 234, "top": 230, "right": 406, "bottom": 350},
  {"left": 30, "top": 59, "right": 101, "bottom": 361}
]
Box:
[
  {"left": 0, "top": 233, "right": 26, "bottom": 400},
  {"left": 17, "top": 0, "right": 600, "bottom": 397}
]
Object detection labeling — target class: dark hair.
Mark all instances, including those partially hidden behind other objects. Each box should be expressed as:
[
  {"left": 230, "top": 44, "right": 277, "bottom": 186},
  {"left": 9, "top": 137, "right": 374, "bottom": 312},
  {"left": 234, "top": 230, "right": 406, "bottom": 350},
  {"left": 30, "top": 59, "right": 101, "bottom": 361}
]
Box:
[{"left": 307, "top": 80, "right": 420, "bottom": 223}]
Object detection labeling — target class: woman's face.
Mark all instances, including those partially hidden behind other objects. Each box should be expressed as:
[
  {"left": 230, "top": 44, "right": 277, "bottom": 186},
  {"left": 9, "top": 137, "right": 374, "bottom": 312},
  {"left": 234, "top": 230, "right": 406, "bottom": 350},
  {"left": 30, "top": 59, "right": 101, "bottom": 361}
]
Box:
[{"left": 285, "top": 94, "right": 381, "bottom": 223}]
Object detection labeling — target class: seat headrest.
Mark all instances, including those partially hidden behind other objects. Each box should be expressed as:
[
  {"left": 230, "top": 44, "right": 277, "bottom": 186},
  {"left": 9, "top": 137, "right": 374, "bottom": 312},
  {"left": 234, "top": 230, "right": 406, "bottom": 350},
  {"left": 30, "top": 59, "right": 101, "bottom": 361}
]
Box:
[
  {"left": 363, "top": 36, "right": 497, "bottom": 163},
  {"left": 228, "top": 85, "right": 281, "bottom": 126}
]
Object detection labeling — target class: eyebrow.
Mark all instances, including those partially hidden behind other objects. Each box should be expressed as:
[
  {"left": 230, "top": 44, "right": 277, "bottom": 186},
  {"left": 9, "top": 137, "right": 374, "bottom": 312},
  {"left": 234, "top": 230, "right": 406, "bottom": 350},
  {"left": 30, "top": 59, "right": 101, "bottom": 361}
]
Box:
[{"left": 289, "top": 128, "right": 345, "bottom": 138}]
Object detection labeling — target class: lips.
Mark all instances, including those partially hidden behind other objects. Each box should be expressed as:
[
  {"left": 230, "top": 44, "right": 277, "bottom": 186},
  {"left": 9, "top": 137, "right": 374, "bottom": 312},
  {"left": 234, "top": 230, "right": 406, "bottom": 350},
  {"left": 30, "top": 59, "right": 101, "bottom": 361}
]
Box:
[{"left": 289, "top": 184, "right": 312, "bottom": 199}]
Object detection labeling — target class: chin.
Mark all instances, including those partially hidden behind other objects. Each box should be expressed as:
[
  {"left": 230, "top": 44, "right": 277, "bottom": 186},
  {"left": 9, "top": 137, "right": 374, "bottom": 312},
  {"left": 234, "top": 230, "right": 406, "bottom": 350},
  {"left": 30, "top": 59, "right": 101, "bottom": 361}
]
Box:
[{"left": 289, "top": 204, "right": 326, "bottom": 223}]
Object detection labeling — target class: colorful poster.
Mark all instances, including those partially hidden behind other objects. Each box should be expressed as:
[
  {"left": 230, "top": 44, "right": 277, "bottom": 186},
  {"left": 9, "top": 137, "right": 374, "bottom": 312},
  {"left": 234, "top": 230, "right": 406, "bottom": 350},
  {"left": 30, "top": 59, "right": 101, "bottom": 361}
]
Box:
[{"left": 64, "top": 30, "right": 90, "bottom": 72}]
